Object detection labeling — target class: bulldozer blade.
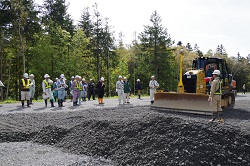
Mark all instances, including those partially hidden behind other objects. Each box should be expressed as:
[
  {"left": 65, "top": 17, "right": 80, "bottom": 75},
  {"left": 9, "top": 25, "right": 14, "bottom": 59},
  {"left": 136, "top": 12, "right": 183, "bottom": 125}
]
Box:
[{"left": 152, "top": 92, "right": 212, "bottom": 115}]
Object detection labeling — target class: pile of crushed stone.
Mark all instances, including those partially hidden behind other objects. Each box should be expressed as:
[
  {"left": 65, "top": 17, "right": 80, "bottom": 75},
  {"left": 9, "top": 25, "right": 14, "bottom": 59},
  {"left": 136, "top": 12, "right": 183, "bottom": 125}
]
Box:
[
  {"left": 31, "top": 115, "right": 249, "bottom": 166},
  {"left": 1, "top": 98, "right": 250, "bottom": 166}
]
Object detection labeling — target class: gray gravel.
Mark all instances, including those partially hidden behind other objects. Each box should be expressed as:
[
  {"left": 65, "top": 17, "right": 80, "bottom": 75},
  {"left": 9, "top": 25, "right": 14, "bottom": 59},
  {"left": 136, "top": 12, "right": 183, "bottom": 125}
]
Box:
[
  {"left": 0, "top": 142, "right": 111, "bottom": 166},
  {"left": 0, "top": 95, "right": 249, "bottom": 165}
]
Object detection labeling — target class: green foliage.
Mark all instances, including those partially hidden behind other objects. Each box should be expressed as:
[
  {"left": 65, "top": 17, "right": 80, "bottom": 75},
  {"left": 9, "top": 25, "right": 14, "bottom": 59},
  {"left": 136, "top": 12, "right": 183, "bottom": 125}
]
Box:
[
  {"left": 1, "top": 1, "right": 250, "bottom": 100},
  {"left": 138, "top": 11, "right": 174, "bottom": 91}
]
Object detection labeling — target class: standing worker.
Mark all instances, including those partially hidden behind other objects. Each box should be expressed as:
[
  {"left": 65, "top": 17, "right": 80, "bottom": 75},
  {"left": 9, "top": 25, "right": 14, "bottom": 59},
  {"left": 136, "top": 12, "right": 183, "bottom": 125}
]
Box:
[
  {"left": 208, "top": 70, "right": 223, "bottom": 122},
  {"left": 29, "top": 74, "right": 35, "bottom": 105},
  {"left": 78, "top": 76, "right": 83, "bottom": 105},
  {"left": 149, "top": 76, "right": 159, "bottom": 104},
  {"left": 53, "top": 78, "right": 59, "bottom": 102},
  {"left": 68, "top": 76, "right": 75, "bottom": 102},
  {"left": 97, "top": 77, "right": 105, "bottom": 104},
  {"left": 57, "top": 74, "right": 67, "bottom": 107},
  {"left": 137, "top": 79, "right": 142, "bottom": 99},
  {"left": 20, "top": 73, "right": 30, "bottom": 108},
  {"left": 116, "top": 75, "right": 125, "bottom": 105},
  {"left": 81, "top": 78, "right": 88, "bottom": 102},
  {"left": 88, "top": 79, "right": 95, "bottom": 100},
  {"left": 242, "top": 83, "right": 246, "bottom": 94},
  {"left": 42, "top": 74, "right": 55, "bottom": 107},
  {"left": 123, "top": 77, "right": 131, "bottom": 103},
  {"left": 72, "top": 75, "right": 81, "bottom": 106}
]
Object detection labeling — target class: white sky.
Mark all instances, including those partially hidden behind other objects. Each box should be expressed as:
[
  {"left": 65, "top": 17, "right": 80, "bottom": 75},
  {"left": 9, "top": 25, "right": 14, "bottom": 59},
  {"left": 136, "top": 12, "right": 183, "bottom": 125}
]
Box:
[{"left": 35, "top": 0, "right": 250, "bottom": 57}]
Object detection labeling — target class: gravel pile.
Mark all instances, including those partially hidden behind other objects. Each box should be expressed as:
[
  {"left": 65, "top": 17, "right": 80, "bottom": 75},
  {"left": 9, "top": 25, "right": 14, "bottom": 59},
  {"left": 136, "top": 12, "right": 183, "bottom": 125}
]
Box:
[{"left": 0, "top": 96, "right": 250, "bottom": 165}]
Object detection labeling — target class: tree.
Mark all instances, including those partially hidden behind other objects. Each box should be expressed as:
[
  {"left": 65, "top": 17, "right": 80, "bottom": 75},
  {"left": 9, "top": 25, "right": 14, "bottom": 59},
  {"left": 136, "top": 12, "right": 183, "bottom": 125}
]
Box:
[
  {"left": 139, "top": 11, "right": 173, "bottom": 90},
  {"left": 42, "top": 0, "right": 74, "bottom": 34},
  {"left": 186, "top": 43, "right": 193, "bottom": 51},
  {"left": 215, "top": 44, "right": 227, "bottom": 58},
  {"left": 78, "top": 7, "right": 93, "bottom": 38}
]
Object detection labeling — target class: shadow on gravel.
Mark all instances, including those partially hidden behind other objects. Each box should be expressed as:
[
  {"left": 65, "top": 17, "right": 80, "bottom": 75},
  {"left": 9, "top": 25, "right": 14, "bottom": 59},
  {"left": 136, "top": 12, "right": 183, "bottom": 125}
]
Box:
[
  {"left": 32, "top": 125, "right": 69, "bottom": 145},
  {"left": 94, "top": 104, "right": 105, "bottom": 107},
  {"left": 33, "top": 107, "right": 47, "bottom": 111},
  {"left": 155, "top": 109, "right": 210, "bottom": 119},
  {"left": 68, "top": 106, "right": 80, "bottom": 109},
  {"left": 0, "top": 131, "right": 36, "bottom": 143},
  {"left": 51, "top": 107, "right": 64, "bottom": 111},
  {"left": 224, "top": 108, "right": 250, "bottom": 120},
  {"left": 8, "top": 106, "right": 25, "bottom": 112}
]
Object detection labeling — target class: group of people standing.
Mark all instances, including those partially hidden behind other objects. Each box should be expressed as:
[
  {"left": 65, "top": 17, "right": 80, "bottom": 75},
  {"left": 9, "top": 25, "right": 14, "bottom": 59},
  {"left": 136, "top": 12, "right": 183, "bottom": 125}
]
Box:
[
  {"left": 116, "top": 76, "right": 132, "bottom": 105},
  {"left": 20, "top": 72, "right": 160, "bottom": 108},
  {"left": 20, "top": 73, "right": 106, "bottom": 108}
]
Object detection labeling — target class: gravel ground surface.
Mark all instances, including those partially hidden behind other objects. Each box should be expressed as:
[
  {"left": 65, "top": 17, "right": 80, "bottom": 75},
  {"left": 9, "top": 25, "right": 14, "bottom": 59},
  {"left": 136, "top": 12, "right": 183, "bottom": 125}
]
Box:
[{"left": 0, "top": 95, "right": 250, "bottom": 166}]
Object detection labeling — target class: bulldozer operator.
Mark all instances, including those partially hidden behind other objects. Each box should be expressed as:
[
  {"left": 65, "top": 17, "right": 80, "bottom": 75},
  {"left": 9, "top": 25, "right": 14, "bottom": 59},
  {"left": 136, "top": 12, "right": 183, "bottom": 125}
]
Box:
[{"left": 208, "top": 69, "right": 223, "bottom": 122}]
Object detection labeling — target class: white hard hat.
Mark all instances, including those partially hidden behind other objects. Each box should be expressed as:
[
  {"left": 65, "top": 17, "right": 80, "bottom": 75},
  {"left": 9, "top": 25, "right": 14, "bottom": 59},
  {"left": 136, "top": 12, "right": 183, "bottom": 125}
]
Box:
[
  {"left": 44, "top": 74, "right": 50, "bottom": 78},
  {"left": 118, "top": 75, "right": 122, "bottom": 78},
  {"left": 212, "top": 70, "right": 220, "bottom": 75},
  {"left": 23, "top": 73, "right": 28, "bottom": 78},
  {"left": 56, "top": 78, "right": 58, "bottom": 80},
  {"left": 124, "top": 77, "right": 127, "bottom": 80},
  {"left": 82, "top": 78, "right": 85, "bottom": 81},
  {"left": 60, "top": 74, "right": 65, "bottom": 78},
  {"left": 29, "top": 74, "right": 34, "bottom": 77},
  {"left": 100, "top": 77, "right": 104, "bottom": 81},
  {"left": 137, "top": 79, "right": 140, "bottom": 82},
  {"left": 71, "top": 76, "right": 75, "bottom": 79},
  {"left": 75, "top": 75, "right": 80, "bottom": 78},
  {"left": 151, "top": 75, "right": 155, "bottom": 78}
]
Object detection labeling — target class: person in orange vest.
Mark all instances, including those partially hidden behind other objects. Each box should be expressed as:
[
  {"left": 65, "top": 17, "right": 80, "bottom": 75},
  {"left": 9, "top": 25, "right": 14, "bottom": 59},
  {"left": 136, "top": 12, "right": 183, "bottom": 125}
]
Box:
[
  {"left": 20, "top": 73, "right": 30, "bottom": 108},
  {"left": 42, "top": 74, "right": 55, "bottom": 107}
]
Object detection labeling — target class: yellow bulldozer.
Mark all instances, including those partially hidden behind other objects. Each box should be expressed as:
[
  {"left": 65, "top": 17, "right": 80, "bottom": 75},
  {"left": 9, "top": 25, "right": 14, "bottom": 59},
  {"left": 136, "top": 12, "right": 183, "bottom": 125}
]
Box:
[{"left": 152, "top": 55, "right": 236, "bottom": 114}]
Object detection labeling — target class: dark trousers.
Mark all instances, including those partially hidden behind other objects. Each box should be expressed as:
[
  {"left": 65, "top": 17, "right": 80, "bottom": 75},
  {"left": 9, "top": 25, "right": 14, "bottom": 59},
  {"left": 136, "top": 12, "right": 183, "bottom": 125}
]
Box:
[
  {"left": 88, "top": 90, "right": 95, "bottom": 100},
  {"left": 98, "top": 91, "right": 104, "bottom": 98}
]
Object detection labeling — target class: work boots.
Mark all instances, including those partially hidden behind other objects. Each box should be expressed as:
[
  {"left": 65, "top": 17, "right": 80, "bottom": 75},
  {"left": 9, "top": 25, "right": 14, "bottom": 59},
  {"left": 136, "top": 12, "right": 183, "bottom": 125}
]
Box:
[
  {"left": 50, "top": 99, "right": 55, "bottom": 107},
  {"left": 21, "top": 100, "right": 24, "bottom": 108},
  {"left": 27, "top": 100, "right": 30, "bottom": 107},
  {"left": 44, "top": 99, "right": 48, "bottom": 107},
  {"left": 209, "top": 112, "right": 218, "bottom": 122},
  {"left": 217, "top": 112, "right": 224, "bottom": 122},
  {"left": 60, "top": 99, "right": 65, "bottom": 107}
]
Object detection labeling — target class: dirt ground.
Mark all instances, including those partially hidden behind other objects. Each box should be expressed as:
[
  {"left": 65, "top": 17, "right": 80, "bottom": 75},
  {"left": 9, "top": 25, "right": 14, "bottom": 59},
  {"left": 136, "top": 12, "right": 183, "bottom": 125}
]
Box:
[{"left": 0, "top": 95, "right": 250, "bottom": 166}]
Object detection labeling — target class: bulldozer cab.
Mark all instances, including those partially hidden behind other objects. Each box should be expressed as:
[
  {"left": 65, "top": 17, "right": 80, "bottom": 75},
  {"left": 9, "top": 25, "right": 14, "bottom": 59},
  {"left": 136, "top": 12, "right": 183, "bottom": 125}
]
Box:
[{"left": 192, "top": 57, "right": 231, "bottom": 87}]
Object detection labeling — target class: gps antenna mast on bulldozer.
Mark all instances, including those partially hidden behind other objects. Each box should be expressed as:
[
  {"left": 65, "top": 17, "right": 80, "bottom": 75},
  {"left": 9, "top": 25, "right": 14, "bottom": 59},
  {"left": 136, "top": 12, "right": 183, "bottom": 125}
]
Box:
[{"left": 178, "top": 48, "right": 184, "bottom": 93}]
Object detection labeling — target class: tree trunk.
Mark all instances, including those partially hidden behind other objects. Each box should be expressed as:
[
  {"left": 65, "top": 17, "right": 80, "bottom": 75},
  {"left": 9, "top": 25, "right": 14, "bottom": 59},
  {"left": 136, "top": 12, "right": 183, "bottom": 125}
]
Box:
[
  {"left": 5, "top": 58, "right": 12, "bottom": 100},
  {"left": 18, "top": 18, "right": 26, "bottom": 73},
  {"left": 0, "top": 27, "right": 3, "bottom": 101}
]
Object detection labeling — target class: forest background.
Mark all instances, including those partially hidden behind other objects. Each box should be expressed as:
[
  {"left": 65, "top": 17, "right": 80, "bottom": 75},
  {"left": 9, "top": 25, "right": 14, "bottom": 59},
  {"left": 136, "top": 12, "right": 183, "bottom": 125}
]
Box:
[{"left": 0, "top": 0, "right": 249, "bottom": 100}]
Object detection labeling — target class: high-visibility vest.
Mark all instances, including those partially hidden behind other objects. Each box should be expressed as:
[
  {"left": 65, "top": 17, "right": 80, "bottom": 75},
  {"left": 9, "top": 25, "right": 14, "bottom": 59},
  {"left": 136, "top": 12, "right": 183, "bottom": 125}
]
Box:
[
  {"left": 21, "top": 79, "right": 30, "bottom": 88},
  {"left": 44, "top": 80, "right": 51, "bottom": 89},
  {"left": 74, "top": 80, "right": 81, "bottom": 90},
  {"left": 214, "top": 80, "right": 222, "bottom": 95}
]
